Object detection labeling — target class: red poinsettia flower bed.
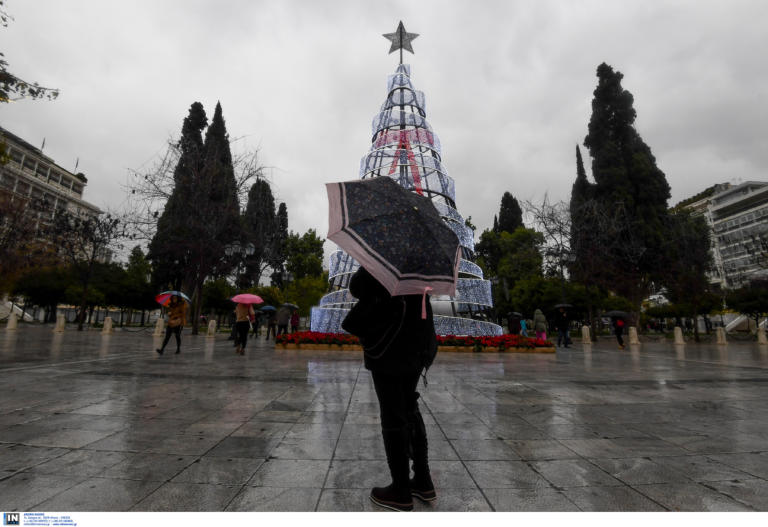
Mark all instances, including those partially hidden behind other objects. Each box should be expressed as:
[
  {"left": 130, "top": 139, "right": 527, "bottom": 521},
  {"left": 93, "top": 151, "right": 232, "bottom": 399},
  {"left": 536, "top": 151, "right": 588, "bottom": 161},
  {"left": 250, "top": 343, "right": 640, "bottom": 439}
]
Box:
[
  {"left": 276, "top": 331, "right": 360, "bottom": 346},
  {"left": 276, "top": 331, "right": 551, "bottom": 348},
  {"left": 436, "top": 334, "right": 552, "bottom": 349}
]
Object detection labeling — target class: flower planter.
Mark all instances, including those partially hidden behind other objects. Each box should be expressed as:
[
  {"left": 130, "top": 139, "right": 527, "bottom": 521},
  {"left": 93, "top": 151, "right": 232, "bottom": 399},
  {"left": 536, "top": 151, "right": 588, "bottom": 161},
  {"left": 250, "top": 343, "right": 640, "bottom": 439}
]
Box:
[
  {"left": 439, "top": 345, "right": 556, "bottom": 353},
  {"left": 277, "top": 343, "right": 361, "bottom": 351},
  {"left": 275, "top": 331, "right": 554, "bottom": 353}
]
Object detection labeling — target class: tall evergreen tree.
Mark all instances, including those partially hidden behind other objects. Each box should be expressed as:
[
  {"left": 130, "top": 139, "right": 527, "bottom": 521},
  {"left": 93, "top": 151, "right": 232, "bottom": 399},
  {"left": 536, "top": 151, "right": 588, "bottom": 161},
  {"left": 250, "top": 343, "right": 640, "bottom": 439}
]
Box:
[
  {"left": 242, "top": 178, "right": 276, "bottom": 287},
  {"left": 269, "top": 202, "right": 289, "bottom": 285},
  {"left": 498, "top": 192, "right": 524, "bottom": 233},
  {"left": 149, "top": 102, "right": 207, "bottom": 289},
  {"left": 492, "top": 215, "right": 499, "bottom": 233},
  {"left": 582, "top": 63, "right": 672, "bottom": 309},
  {"left": 183, "top": 101, "right": 241, "bottom": 332}
]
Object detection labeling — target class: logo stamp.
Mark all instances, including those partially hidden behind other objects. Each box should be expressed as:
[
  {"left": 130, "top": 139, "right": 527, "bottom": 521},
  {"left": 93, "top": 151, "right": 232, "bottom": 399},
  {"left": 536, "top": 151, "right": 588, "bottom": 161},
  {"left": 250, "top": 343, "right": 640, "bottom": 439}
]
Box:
[{"left": 3, "top": 513, "right": 20, "bottom": 526}]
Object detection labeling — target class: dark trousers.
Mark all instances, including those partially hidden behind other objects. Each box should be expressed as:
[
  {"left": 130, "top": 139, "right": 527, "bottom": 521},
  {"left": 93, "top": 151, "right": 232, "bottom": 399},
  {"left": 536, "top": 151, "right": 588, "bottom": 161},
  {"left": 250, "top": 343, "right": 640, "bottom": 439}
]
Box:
[
  {"left": 265, "top": 324, "right": 276, "bottom": 339},
  {"left": 234, "top": 321, "right": 250, "bottom": 349},
  {"left": 371, "top": 370, "right": 429, "bottom": 486},
  {"left": 557, "top": 328, "right": 570, "bottom": 347},
  {"left": 615, "top": 328, "right": 624, "bottom": 347},
  {"left": 277, "top": 324, "right": 288, "bottom": 336},
  {"left": 161, "top": 325, "right": 182, "bottom": 351}
]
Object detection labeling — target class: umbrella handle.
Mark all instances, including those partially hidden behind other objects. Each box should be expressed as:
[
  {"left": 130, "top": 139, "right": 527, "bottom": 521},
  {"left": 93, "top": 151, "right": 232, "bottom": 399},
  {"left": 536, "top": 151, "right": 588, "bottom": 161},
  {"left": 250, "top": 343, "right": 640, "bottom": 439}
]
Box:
[{"left": 421, "top": 287, "right": 433, "bottom": 320}]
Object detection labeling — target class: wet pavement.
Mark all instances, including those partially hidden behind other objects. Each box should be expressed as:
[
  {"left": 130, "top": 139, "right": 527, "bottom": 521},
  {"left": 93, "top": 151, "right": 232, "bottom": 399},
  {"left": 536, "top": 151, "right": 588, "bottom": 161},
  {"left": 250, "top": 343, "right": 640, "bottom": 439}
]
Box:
[{"left": 1, "top": 326, "right": 768, "bottom": 512}]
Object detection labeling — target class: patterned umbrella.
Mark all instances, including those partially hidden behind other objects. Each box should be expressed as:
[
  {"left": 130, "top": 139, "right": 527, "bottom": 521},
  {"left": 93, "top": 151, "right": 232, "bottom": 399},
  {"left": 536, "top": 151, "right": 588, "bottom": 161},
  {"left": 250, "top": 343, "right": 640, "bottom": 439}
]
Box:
[
  {"left": 326, "top": 177, "right": 460, "bottom": 297},
  {"left": 155, "top": 291, "right": 191, "bottom": 306}
]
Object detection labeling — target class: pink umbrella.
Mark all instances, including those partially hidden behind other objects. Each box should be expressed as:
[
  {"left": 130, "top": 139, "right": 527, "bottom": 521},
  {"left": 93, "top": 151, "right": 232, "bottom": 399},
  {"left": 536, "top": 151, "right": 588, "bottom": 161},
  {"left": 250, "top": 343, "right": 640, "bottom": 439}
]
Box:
[{"left": 231, "top": 293, "right": 264, "bottom": 304}]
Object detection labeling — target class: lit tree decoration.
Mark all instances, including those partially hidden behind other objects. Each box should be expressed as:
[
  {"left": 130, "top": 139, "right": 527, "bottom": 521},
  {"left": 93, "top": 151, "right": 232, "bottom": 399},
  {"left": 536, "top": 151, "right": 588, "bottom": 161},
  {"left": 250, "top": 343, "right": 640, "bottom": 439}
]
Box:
[{"left": 311, "top": 23, "right": 502, "bottom": 336}]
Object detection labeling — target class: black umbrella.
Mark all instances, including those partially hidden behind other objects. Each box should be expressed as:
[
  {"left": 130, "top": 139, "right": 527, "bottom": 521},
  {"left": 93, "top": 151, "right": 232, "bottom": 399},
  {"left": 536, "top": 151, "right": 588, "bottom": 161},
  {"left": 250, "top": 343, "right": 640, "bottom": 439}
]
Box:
[
  {"left": 507, "top": 312, "right": 523, "bottom": 317},
  {"left": 554, "top": 303, "right": 572, "bottom": 309},
  {"left": 326, "top": 177, "right": 461, "bottom": 297},
  {"left": 604, "top": 310, "right": 629, "bottom": 318}
]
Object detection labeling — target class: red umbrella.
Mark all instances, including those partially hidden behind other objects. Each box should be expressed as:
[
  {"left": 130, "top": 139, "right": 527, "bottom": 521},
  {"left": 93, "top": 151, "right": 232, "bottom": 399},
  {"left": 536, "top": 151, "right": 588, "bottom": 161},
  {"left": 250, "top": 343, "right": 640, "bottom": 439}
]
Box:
[{"left": 231, "top": 293, "right": 264, "bottom": 304}]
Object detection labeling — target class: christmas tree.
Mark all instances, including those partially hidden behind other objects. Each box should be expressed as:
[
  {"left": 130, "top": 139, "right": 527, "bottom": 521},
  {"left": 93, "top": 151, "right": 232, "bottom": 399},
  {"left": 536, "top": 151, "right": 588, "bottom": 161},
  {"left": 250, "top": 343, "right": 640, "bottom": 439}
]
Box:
[{"left": 311, "top": 23, "right": 501, "bottom": 336}]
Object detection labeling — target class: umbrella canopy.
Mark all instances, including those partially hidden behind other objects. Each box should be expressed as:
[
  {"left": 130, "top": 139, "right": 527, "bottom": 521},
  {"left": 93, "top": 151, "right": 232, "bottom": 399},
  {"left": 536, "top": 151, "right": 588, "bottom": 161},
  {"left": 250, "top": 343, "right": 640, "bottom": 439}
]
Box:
[
  {"left": 155, "top": 291, "right": 191, "bottom": 306},
  {"left": 554, "top": 303, "right": 572, "bottom": 309},
  {"left": 282, "top": 303, "right": 299, "bottom": 310},
  {"left": 508, "top": 312, "right": 523, "bottom": 317},
  {"left": 604, "top": 310, "right": 629, "bottom": 318},
  {"left": 259, "top": 305, "right": 277, "bottom": 312},
  {"left": 231, "top": 293, "right": 264, "bottom": 304},
  {"left": 326, "top": 177, "right": 461, "bottom": 297}
]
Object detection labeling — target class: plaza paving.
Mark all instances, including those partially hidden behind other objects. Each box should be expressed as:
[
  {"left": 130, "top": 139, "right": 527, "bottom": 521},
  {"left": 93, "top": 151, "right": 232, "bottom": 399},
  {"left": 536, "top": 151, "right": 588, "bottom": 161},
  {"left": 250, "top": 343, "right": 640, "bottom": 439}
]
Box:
[{"left": 1, "top": 326, "right": 768, "bottom": 512}]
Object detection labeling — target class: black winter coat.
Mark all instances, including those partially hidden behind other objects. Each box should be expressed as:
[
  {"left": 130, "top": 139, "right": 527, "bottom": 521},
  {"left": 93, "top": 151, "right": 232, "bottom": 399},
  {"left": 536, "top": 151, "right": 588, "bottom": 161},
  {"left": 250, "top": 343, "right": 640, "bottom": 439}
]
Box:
[{"left": 344, "top": 267, "right": 437, "bottom": 375}]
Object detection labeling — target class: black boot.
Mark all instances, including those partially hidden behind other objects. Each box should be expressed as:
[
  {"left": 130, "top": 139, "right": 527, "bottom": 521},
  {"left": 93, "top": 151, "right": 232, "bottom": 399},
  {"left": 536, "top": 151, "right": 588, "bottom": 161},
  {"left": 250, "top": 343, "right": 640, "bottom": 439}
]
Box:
[
  {"left": 370, "top": 427, "right": 413, "bottom": 511},
  {"left": 409, "top": 407, "right": 436, "bottom": 502}
]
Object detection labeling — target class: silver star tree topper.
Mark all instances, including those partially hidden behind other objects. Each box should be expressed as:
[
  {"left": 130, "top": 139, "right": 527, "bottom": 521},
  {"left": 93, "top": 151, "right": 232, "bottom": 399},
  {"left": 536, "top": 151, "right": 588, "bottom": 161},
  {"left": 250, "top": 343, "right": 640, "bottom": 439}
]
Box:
[{"left": 383, "top": 21, "right": 419, "bottom": 64}]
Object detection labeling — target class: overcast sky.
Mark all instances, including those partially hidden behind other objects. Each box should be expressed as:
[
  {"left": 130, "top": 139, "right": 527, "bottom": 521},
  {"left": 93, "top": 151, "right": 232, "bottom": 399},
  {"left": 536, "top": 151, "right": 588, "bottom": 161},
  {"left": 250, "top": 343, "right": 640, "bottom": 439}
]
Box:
[{"left": 2, "top": 0, "right": 767, "bottom": 260}]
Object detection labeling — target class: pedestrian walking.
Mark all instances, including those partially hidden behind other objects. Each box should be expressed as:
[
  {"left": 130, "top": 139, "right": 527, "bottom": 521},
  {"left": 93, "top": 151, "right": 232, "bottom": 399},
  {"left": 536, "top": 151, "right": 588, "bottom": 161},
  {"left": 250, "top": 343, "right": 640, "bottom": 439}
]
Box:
[
  {"left": 233, "top": 302, "right": 254, "bottom": 355},
  {"left": 342, "top": 266, "right": 438, "bottom": 512},
  {"left": 533, "top": 308, "right": 548, "bottom": 341},
  {"left": 276, "top": 306, "right": 291, "bottom": 336},
  {"left": 251, "top": 311, "right": 263, "bottom": 336},
  {"left": 156, "top": 295, "right": 187, "bottom": 355},
  {"left": 290, "top": 310, "right": 299, "bottom": 333},
  {"left": 265, "top": 312, "right": 277, "bottom": 340},
  {"left": 612, "top": 317, "right": 625, "bottom": 349},
  {"left": 520, "top": 317, "right": 528, "bottom": 337},
  {"left": 555, "top": 307, "right": 571, "bottom": 348}
]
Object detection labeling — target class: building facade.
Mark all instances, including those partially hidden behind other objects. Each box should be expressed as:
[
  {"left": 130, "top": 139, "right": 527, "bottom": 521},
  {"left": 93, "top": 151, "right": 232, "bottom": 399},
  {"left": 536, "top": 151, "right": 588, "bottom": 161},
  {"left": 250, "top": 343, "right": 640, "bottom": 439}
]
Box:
[
  {"left": 685, "top": 181, "right": 768, "bottom": 289},
  {"left": 0, "top": 126, "right": 101, "bottom": 229}
]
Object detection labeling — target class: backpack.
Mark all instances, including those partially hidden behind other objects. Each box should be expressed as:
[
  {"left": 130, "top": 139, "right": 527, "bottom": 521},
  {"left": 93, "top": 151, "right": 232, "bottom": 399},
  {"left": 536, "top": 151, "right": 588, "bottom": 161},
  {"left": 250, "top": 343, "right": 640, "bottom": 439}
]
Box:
[{"left": 616, "top": 319, "right": 625, "bottom": 327}]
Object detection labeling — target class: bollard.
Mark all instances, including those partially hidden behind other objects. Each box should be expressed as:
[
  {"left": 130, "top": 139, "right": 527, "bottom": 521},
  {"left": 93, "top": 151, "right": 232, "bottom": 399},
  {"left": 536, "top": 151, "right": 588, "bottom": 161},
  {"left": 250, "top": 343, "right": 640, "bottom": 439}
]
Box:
[
  {"left": 54, "top": 314, "right": 66, "bottom": 333},
  {"left": 207, "top": 319, "right": 217, "bottom": 338},
  {"left": 153, "top": 317, "right": 165, "bottom": 336},
  {"left": 101, "top": 316, "right": 113, "bottom": 334},
  {"left": 674, "top": 326, "right": 684, "bottom": 345},
  {"left": 581, "top": 325, "right": 591, "bottom": 344},
  {"left": 758, "top": 327, "right": 767, "bottom": 345},
  {"left": 629, "top": 327, "right": 640, "bottom": 345},
  {"left": 6, "top": 312, "right": 18, "bottom": 330},
  {"left": 716, "top": 327, "right": 727, "bottom": 345}
]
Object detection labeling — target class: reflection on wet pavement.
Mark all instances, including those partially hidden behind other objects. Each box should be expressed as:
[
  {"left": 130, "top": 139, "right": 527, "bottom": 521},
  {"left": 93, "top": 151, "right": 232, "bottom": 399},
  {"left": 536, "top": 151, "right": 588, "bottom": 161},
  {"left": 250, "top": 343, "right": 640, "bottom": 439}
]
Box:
[{"left": 1, "top": 326, "right": 768, "bottom": 511}]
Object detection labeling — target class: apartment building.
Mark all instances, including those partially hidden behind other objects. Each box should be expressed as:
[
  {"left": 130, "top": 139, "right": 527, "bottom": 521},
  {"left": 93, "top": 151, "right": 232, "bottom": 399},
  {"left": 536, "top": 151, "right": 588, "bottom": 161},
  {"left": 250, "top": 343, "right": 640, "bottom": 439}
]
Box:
[
  {"left": 684, "top": 181, "right": 768, "bottom": 289},
  {"left": 0, "top": 126, "right": 101, "bottom": 229}
]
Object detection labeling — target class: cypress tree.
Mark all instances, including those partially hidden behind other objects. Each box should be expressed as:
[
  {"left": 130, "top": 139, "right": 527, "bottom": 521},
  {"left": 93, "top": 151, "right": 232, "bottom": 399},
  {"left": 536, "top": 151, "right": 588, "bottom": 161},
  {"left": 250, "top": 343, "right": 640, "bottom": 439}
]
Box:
[
  {"left": 498, "top": 192, "right": 524, "bottom": 233},
  {"left": 269, "top": 202, "right": 289, "bottom": 284},
  {"left": 242, "top": 178, "right": 276, "bottom": 286},
  {"left": 492, "top": 215, "right": 499, "bottom": 233},
  {"left": 582, "top": 63, "right": 672, "bottom": 307},
  {"left": 149, "top": 102, "right": 207, "bottom": 289}
]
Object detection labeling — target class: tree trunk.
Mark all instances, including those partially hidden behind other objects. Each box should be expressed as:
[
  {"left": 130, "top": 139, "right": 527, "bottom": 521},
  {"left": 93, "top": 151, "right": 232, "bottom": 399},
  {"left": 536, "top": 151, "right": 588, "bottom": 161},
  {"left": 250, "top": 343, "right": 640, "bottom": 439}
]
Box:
[
  {"left": 140, "top": 310, "right": 146, "bottom": 326},
  {"left": 191, "top": 276, "right": 204, "bottom": 335},
  {"left": 693, "top": 310, "right": 700, "bottom": 342}
]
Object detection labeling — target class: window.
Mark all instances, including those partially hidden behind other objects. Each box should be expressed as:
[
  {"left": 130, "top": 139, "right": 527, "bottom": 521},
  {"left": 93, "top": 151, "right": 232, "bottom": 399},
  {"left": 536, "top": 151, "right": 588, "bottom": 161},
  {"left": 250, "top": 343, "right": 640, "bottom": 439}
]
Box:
[
  {"left": 10, "top": 149, "right": 23, "bottom": 164},
  {"left": 23, "top": 157, "right": 35, "bottom": 171},
  {"left": 72, "top": 183, "right": 83, "bottom": 195},
  {"left": 49, "top": 171, "right": 61, "bottom": 184}
]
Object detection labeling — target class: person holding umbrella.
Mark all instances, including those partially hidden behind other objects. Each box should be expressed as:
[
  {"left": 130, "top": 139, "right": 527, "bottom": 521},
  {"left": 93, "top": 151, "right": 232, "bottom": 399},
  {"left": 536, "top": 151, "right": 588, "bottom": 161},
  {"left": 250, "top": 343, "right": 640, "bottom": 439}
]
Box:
[
  {"left": 230, "top": 294, "right": 262, "bottom": 355},
  {"left": 327, "top": 176, "right": 460, "bottom": 512},
  {"left": 233, "top": 302, "right": 254, "bottom": 355},
  {"left": 290, "top": 309, "right": 300, "bottom": 333},
  {"left": 155, "top": 293, "right": 188, "bottom": 355},
  {"left": 276, "top": 305, "right": 291, "bottom": 336}
]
